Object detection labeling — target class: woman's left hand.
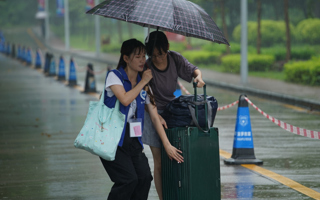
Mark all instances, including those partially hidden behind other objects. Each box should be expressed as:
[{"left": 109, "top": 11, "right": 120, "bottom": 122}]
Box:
[
  {"left": 164, "top": 144, "right": 184, "bottom": 163},
  {"left": 194, "top": 75, "right": 205, "bottom": 88}
]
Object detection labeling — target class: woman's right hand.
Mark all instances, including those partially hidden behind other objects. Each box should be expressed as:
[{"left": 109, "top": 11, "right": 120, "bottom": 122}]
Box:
[
  {"left": 158, "top": 114, "right": 168, "bottom": 129},
  {"left": 142, "top": 69, "right": 153, "bottom": 84}
]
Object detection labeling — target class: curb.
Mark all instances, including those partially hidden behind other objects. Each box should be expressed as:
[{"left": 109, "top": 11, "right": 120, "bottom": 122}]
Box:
[{"left": 204, "top": 79, "right": 320, "bottom": 112}]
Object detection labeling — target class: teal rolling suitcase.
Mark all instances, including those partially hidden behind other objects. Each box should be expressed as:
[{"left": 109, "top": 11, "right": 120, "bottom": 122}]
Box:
[{"left": 161, "top": 83, "right": 221, "bottom": 200}]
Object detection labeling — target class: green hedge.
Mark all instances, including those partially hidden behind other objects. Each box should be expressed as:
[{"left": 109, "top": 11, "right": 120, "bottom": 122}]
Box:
[
  {"left": 170, "top": 42, "right": 187, "bottom": 52},
  {"left": 221, "top": 54, "right": 241, "bottom": 73},
  {"left": 182, "top": 50, "right": 221, "bottom": 65},
  {"left": 262, "top": 46, "right": 316, "bottom": 61},
  {"left": 221, "top": 54, "right": 275, "bottom": 73},
  {"left": 201, "top": 42, "right": 257, "bottom": 54},
  {"left": 202, "top": 43, "right": 228, "bottom": 53},
  {"left": 284, "top": 58, "right": 320, "bottom": 85},
  {"left": 232, "top": 20, "right": 295, "bottom": 47},
  {"left": 101, "top": 43, "right": 121, "bottom": 53},
  {"left": 296, "top": 18, "right": 320, "bottom": 44}
]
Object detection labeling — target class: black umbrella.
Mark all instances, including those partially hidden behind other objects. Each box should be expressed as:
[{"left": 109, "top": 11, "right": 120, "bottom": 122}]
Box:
[{"left": 86, "top": 0, "right": 229, "bottom": 46}]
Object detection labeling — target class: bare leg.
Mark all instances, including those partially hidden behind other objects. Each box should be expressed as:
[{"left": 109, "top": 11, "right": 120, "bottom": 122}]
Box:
[{"left": 150, "top": 146, "right": 162, "bottom": 200}]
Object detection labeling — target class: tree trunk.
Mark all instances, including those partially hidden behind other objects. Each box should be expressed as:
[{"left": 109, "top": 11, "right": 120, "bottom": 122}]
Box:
[
  {"left": 117, "top": 21, "right": 123, "bottom": 43},
  {"left": 128, "top": 23, "right": 133, "bottom": 38},
  {"left": 257, "top": 0, "right": 262, "bottom": 54},
  {"left": 212, "top": 2, "right": 217, "bottom": 23},
  {"left": 306, "top": 0, "right": 315, "bottom": 18},
  {"left": 229, "top": 1, "right": 240, "bottom": 38},
  {"left": 316, "top": 1, "right": 320, "bottom": 18},
  {"left": 273, "top": 1, "right": 279, "bottom": 20},
  {"left": 302, "top": 1, "right": 308, "bottom": 19},
  {"left": 109, "top": 20, "right": 113, "bottom": 38},
  {"left": 221, "top": 0, "right": 230, "bottom": 54},
  {"left": 284, "top": 0, "right": 291, "bottom": 62}
]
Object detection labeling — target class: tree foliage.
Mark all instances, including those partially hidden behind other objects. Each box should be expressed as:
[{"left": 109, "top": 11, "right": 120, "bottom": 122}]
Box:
[
  {"left": 0, "top": 0, "right": 319, "bottom": 45},
  {"left": 232, "top": 20, "right": 295, "bottom": 47},
  {"left": 296, "top": 18, "right": 320, "bottom": 44},
  {"left": 0, "top": 0, "right": 38, "bottom": 27}
]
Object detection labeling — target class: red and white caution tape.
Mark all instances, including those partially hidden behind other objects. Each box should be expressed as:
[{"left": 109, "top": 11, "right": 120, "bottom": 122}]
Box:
[
  {"left": 86, "top": 66, "right": 108, "bottom": 75},
  {"left": 177, "top": 81, "right": 190, "bottom": 95},
  {"left": 217, "top": 100, "right": 239, "bottom": 111},
  {"left": 245, "top": 97, "right": 320, "bottom": 140},
  {"left": 73, "top": 60, "right": 87, "bottom": 72},
  {"left": 176, "top": 81, "right": 319, "bottom": 139},
  {"left": 73, "top": 60, "right": 107, "bottom": 74}
]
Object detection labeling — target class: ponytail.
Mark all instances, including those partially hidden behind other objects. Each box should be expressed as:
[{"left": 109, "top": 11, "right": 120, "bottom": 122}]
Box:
[{"left": 116, "top": 55, "right": 126, "bottom": 69}]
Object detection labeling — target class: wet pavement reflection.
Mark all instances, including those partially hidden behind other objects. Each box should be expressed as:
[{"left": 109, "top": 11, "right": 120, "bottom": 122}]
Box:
[{"left": 1, "top": 51, "right": 320, "bottom": 199}]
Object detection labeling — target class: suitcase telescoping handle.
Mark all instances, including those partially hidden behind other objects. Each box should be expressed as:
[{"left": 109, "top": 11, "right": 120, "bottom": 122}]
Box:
[{"left": 192, "top": 82, "right": 209, "bottom": 132}]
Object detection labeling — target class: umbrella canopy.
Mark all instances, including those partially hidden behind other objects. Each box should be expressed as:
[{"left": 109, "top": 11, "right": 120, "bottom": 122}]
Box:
[{"left": 87, "top": 0, "right": 229, "bottom": 46}]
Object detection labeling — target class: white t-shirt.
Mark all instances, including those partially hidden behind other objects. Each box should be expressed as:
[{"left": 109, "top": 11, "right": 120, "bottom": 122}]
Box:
[{"left": 105, "top": 72, "right": 150, "bottom": 119}]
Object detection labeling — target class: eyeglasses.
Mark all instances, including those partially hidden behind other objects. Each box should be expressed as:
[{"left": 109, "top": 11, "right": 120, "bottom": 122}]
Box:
[{"left": 151, "top": 52, "right": 167, "bottom": 59}]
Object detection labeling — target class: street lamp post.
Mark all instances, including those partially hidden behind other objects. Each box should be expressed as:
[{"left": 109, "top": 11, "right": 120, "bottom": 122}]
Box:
[
  {"left": 64, "top": 0, "right": 70, "bottom": 51},
  {"left": 45, "top": 0, "right": 49, "bottom": 40},
  {"left": 241, "top": 0, "right": 248, "bottom": 85},
  {"left": 95, "top": 0, "right": 101, "bottom": 57}
]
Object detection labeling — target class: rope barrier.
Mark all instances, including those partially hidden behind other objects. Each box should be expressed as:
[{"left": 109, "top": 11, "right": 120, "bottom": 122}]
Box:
[
  {"left": 73, "top": 60, "right": 87, "bottom": 72},
  {"left": 217, "top": 100, "right": 239, "bottom": 111},
  {"left": 177, "top": 81, "right": 190, "bottom": 95},
  {"left": 73, "top": 59, "right": 108, "bottom": 74},
  {"left": 86, "top": 66, "right": 108, "bottom": 75},
  {"left": 178, "top": 81, "right": 319, "bottom": 139},
  {"left": 245, "top": 97, "right": 320, "bottom": 140}
]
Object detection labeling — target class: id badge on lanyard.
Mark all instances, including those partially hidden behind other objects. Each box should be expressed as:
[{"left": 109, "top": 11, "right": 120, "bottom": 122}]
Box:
[{"left": 128, "top": 118, "right": 142, "bottom": 137}]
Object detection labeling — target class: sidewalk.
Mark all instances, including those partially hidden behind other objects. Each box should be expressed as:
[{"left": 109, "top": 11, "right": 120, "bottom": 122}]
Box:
[{"left": 34, "top": 27, "right": 320, "bottom": 111}]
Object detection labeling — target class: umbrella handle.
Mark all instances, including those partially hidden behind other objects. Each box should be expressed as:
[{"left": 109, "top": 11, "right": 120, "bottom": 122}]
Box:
[
  {"left": 145, "top": 25, "right": 151, "bottom": 43},
  {"left": 145, "top": 62, "right": 150, "bottom": 69},
  {"left": 148, "top": 27, "right": 160, "bottom": 61}
]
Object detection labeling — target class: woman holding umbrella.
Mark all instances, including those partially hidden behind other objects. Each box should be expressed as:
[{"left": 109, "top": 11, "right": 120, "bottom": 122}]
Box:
[{"left": 142, "top": 31, "right": 205, "bottom": 199}]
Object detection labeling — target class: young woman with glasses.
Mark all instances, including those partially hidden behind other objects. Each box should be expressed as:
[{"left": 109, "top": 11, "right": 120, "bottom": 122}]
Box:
[{"left": 142, "top": 31, "right": 205, "bottom": 200}]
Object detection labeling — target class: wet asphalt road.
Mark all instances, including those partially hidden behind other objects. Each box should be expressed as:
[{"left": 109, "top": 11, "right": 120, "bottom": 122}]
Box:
[
  {"left": 1, "top": 28, "right": 320, "bottom": 199},
  {"left": 1, "top": 52, "right": 320, "bottom": 200}
]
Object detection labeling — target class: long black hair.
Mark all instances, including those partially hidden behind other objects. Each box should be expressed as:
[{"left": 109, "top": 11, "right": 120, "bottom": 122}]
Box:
[
  {"left": 145, "top": 31, "right": 169, "bottom": 57},
  {"left": 116, "top": 38, "right": 156, "bottom": 105},
  {"left": 144, "top": 32, "right": 170, "bottom": 106},
  {"left": 117, "top": 39, "right": 146, "bottom": 69}
]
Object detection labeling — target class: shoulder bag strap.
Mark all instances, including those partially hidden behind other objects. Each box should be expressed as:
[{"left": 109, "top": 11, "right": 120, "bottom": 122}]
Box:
[{"left": 188, "top": 103, "right": 210, "bottom": 133}]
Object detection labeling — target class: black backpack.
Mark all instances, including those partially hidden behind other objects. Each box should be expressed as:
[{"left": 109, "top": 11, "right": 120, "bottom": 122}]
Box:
[{"left": 160, "top": 84, "right": 218, "bottom": 132}]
